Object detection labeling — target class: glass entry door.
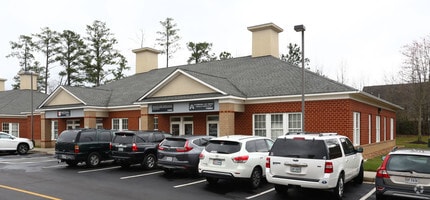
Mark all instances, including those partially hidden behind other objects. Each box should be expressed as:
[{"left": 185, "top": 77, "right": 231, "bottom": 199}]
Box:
[{"left": 170, "top": 116, "right": 193, "bottom": 136}]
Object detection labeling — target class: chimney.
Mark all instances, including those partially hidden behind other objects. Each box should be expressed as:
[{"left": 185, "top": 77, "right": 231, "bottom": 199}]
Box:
[
  {"left": 132, "top": 47, "right": 161, "bottom": 74},
  {"left": 19, "top": 71, "right": 38, "bottom": 90},
  {"left": 0, "top": 78, "right": 6, "bottom": 91},
  {"left": 247, "top": 23, "right": 283, "bottom": 58}
]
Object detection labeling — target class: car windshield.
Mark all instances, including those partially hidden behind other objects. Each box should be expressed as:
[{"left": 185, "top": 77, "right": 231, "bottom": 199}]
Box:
[
  {"left": 388, "top": 154, "right": 430, "bottom": 174},
  {"left": 205, "top": 140, "right": 241, "bottom": 154},
  {"left": 57, "top": 131, "right": 78, "bottom": 142},
  {"left": 270, "top": 139, "right": 328, "bottom": 159}
]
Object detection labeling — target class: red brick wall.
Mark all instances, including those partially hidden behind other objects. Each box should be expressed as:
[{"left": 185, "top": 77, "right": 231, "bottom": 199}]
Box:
[{"left": 235, "top": 99, "right": 397, "bottom": 144}]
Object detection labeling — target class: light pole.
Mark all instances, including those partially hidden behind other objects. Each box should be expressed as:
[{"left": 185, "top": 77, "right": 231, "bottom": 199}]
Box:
[{"left": 294, "top": 24, "right": 305, "bottom": 132}]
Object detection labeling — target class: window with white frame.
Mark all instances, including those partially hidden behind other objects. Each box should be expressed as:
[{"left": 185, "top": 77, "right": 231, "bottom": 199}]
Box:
[
  {"left": 353, "top": 112, "right": 360, "bottom": 146},
  {"left": 66, "top": 119, "right": 80, "bottom": 130},
  {"left": 253, "top": 113, "right": 302, "bottom": 140},
  {"left": 384, "top": 117, "right": 387, "bottom": 141},
  {"left": 96, "top": 118, "right": 103, "bottom": 129},
  {"left": 390, "top": 118, "right": 394, "bottom": 140},
  {"left": 154, "top": 117, "right": 159, "bottom": 130},
  {"left": 368, "top": 115, "right": 372, "bottom": 144},
  {"left": 51, "top": 120, "right": 58, "bottom": 140},
  {"left": 376, "top": 116, "right": 381, "bottom": 142},
  {"left": 112, "top": 118, "right": 128, "bottom": 130},
  {"left": 207, "top": 115, "right": 219, "bottom": 137},
  {"left": 2, "top": 122, "right": 19, "bottom": 137}
]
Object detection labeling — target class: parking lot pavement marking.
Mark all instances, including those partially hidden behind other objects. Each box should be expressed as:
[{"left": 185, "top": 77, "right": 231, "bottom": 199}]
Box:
[
  {"left": 77, "top": 166, "right": 121, "bottom": 174},
  {"left": 245, "top": 188, "right": 275, "bottom": 200},
  {"left": 173, "top": 179, "right": 206, "bottom": 188},
  {"left": 0, "top": 184, "right": 62, "bottom": 200},
  {"left": 42, "top": 165, "right": 68, "bottom": 169},
  {"left": 120, "top": 170, "right": 163, "bottom": 180},
  {"left": 360, "top": 188, "right": 376, "bottom": 200}
]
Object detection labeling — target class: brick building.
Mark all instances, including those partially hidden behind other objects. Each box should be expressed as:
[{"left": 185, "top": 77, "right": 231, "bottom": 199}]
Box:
[{"left": 36, "top": 23, "right": 401, "bottom": 158}]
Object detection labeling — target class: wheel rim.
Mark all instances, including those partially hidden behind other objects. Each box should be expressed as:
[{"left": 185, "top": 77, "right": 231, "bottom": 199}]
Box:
[
  {"left": 146, "top": 155, "right": 155, "bottom": 168},
  {"left": 338, "top": 177, "right": 344, "bottom": 197},
  {"left": 251, "top": 169, "right": 261, "bottom": 187},
  {"left": 18, "top": 144, "right": 28, "bottom": 154},
  {"left": 90, "top": 155, "right": 100, "bottom": 166}
]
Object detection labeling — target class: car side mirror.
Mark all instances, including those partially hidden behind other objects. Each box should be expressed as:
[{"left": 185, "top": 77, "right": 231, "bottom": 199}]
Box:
[{"left": 355, "top": 147, "right": 363, "bottom": 153}]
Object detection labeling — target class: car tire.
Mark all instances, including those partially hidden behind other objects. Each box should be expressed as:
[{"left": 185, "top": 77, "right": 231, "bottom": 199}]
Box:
[
  {"left": 87, "top": 152, "right": 101, "bottom": 168},
  {"left": 65, "top": 160, "right": 78, "bottom": 167},
  {"left": 17, "top": 143, "right": 29, "bottom": 155},
  {"left": 249, "top": 167, "right": 262, "bottom": 189},
  {"left": 354, "top": 163, "right": 364, "bottom": 184},
  {"left": 206, "top": 177, "right": 218, "bottom": 185},
  {"left": 333, "top": 174, "right": 344, "bottom": 200},
  {"left": 274, "top": 184, "right": 288, "bottom": 194},
  {"left": 142, "top": 153, "right": 156, "bottom": 170}
]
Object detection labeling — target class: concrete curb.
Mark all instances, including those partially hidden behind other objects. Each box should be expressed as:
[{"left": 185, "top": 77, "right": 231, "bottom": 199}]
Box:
[{"left": 364, "top": 171, "right": 376, "bottom": 182}]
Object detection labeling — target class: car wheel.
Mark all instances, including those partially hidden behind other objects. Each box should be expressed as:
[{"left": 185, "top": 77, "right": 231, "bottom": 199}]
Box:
[
  {"left": 333, "top": 174, "right": 344, "bottom": 200},
  {"left": 86, "top": 152, "right": 101, "bottom": 167},
  {"left": 17, "top": 143, "right": 29, "bottom": 155},
  {"left": 142, "top": 154, "right": 156, "bottom": 170},
  {"left": 65, "top": 160, "right": 78, "bottom": 167},
  {"left": 354, "top": 163, "right": 364, "bottom": 184},
  {"left": 274, "top": 184, "right": 288, "bottom": 194},
  {"left": 249, "top": 167, "right": 262, "bottom": 189},
  {"left": 206, "top": 177, "right": 218, "bottom": 185}
]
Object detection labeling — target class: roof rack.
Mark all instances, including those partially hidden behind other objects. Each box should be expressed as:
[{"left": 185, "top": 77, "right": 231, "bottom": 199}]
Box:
[
  {"left": 318, "top": 133, "right": 338, "bottom": 137},
  {"left": 285, "top": 132, "right": 306, "bottom": 135}
]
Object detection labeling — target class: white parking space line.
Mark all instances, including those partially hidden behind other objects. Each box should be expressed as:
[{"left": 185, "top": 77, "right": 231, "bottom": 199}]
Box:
[
  {"left": 0, "top": 159, "right": 58, "bottom": 164},
  {"left": 120, "top": 171, "right": 163, "bottom": 180},
  {"left": 78, "top": 166, "right": 121, "bottom": 173},
  {"left": 173, "top": 180, "right": 206, "bottom": 188},
  {"left": 360, "top": 188, "right": 376, "bottom": 200},
  {"left": 245, "top": 188, "right": 275, "bottom": 199},
  {"left": 42, "top": 165, "right": 68, "bottom": 169}
]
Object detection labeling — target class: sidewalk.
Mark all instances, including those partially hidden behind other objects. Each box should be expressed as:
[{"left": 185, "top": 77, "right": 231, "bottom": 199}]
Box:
[{"left": 31, "top": 147, "right": 377, "bottom": 182}]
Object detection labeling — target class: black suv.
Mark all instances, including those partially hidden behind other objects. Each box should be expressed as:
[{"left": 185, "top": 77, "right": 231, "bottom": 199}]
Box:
[
  {"left": 111, "top": 130, "right": 171, "bottom": 169},
  {"left": 55, "top": 129, "right": 116, "bottom": 167}
]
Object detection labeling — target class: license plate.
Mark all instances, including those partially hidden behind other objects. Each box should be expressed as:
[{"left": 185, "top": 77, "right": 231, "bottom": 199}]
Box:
[
  {"left": 405, "top": 177, "right": 418, "bottom": 184},
  {"left": 213, "top": 159, "right": 222, "bottom": 165},
  {"left": 118, "top": 148, "right": 123, "bottom": 152},
  {"left": 291, "top": 166, "right": 301, "bottom": 173},
  {"left": 166, "top": 157, "right": 173, "bottom": 161}
]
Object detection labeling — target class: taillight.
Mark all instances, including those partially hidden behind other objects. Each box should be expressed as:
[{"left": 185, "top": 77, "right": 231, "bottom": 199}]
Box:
[
  {"left": 176, "top": 141, "right": 193, "bottom": 152},
  {"left": 233, "top": 155, "right": 249, "bottom": 163},
  {"left": 74, "top": 145, "right": 79, "bottom": 153},
  {"left": 132, "top": 143, "right": 138, "bottom": 152},
  {"left": 199, "top": 153, "right": 204, "bottom": 159},
  {"left": 266, "top": 157, "right": 271, "bottom": 168},
  {"left": 109, "top": 142, "right": 112, "bottom": 150},
  {"left": 376, "top": 155, "right": 391, "bottom": 178},
  {"left": 324, "top": 161, "right": 333, "bottom": 173}
]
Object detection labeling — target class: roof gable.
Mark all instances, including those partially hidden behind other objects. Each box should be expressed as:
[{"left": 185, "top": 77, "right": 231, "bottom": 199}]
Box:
[
  {"left": 139, "top": 69, "right": 226, "bottom": 101},
  {"left": 40, "top": 86, "right": 85, "bottom": 107}
]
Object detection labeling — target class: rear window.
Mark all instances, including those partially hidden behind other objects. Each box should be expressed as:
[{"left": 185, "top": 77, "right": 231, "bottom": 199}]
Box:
[
  {"left": 388, "top": 154, "right": 430, "bottom": 174},
  {"left": 270, "top": 138, "right": 328, "bottom": 159},
  {"left": 161, "top": 138, "right": 186, "bottom": 147},
  {"left": 205, "top": 140, "right": 241, "bottom": 154},
  {"left": 113, "top": 133, "right": 135, "bottom": 144},
  {"left": 57, "top": 130, "right": 79, "bottom": 142}
]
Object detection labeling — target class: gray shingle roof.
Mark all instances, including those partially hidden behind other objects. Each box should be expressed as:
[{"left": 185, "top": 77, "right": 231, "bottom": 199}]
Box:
[
  {"left": 0, "top": 90, "right": 49, "bottom": 115},
  {"left": 41, "top": 56, "right": 358, "bottom": 108}
]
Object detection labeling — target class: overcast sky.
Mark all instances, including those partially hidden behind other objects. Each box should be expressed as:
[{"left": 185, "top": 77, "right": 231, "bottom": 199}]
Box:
[{"left": 1, "top": 0, "right": 429, "bottom": 91}]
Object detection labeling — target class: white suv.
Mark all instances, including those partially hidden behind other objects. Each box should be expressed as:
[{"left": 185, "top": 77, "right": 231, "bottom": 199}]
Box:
[
  {"left": 266, "top": 133, "right": 364, "bottom": 199},
  {"left": 198, "top": 135, "right": 274, "bottom": 189}
]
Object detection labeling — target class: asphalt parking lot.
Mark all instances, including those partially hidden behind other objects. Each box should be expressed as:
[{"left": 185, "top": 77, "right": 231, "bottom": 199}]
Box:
[{"left": 0, "top": 152, "right": 379, "bottom": 200}]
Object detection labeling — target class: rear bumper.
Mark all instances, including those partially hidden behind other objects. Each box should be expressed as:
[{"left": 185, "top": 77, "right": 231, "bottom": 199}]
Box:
[
  {"left": 200, "top": 170, "right": 235, "bottom": 180},
  {"left": 55, "top": 152, "right": 86, "bottom": 162},
  {"left": 112, "top": 152, "right": 145, "bottom": 164},
  {"left": 375, "top": 179, "right": 430, "bottom": 199},
  {"left": 265, "top": 171, "right": 338, "bottom": 189}
]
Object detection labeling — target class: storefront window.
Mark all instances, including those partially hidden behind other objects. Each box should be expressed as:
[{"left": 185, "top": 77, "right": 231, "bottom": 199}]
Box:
[
  {"left": 207, "top": 115, "right": 219, "bottom": 137},
  {"left": 154, "top": 117, "right": 158, "bottom": 130},
  {"left": 51, "top": 120, "right": 58, "bottom": 140},
  {"left": 254, "top": 113, "right": 302, "bottom": 140},
  {"left": 96, "top": 118, "right": 103, "bottom": 129},
  {"left": 112, "top": 118, "right": 128, "bottom": 130},
  {"left": 2, "top": 122, "right": 19, "bottom": 137},
  {"left": 67, "top": 119, "right": 80, "bottom": 130}
]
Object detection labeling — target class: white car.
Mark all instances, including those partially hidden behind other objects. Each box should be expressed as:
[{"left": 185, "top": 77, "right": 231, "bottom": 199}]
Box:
[
  {"left": 198, "top": 135, "right": 274, "bottom": 189},
  {"left": 266, "top": 133, "right": 363, "bottom": 199},
  {"left": 0, "top": 132, "right": 34, "bottom": 154}
]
